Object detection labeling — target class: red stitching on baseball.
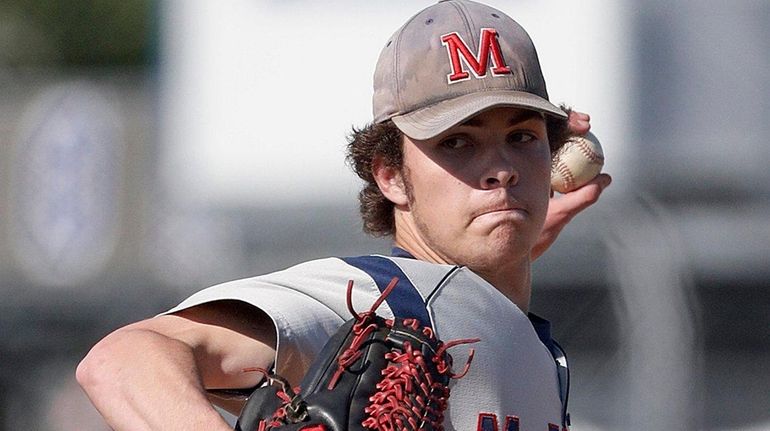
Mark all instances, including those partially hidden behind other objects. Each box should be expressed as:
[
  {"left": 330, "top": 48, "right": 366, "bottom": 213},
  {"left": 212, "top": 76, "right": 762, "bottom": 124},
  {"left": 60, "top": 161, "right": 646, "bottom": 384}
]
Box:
[
  {"left": 574, "top": 139, "right": 604, "bottom": 164},
  {"left": 556, "top": 162, "right": 574, "bottom": 191}
]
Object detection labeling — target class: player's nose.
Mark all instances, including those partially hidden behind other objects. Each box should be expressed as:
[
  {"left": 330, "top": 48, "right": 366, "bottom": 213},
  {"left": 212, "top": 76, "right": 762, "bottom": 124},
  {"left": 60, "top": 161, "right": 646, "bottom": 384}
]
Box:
[
  {"left": 482, "top": 169, "right": 518, "bottom": 189},
  {"left": 481, "top": 152, "right": 519, "bottom": 189}
]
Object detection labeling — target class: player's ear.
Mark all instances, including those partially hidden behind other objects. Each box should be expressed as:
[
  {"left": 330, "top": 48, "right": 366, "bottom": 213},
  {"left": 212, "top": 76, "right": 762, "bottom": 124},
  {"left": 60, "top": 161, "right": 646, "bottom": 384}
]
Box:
[{"left": 372, "top": 156, "right": 409, "bottom": 207}]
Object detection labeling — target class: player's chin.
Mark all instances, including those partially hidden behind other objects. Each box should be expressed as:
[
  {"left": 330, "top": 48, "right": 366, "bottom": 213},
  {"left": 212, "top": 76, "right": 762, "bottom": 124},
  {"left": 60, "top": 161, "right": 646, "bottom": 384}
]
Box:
[
  {"left": 465, "top": 245, "right": 529, "bottom": 274},
  {"left": 476, "top": 230, "right": 535, "bottom": 262}
]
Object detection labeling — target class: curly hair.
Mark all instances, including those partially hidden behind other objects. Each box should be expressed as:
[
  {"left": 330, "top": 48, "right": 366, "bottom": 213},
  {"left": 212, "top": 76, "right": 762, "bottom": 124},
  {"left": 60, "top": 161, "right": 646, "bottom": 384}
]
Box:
[{"left": 346, "top": 107, "right": 574, "bottom": 237}]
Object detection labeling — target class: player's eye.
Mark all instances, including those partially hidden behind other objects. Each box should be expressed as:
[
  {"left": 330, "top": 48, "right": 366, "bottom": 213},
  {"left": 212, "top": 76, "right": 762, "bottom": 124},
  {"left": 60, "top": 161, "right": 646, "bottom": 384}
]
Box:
[
  {"left": 506, "top": 132, "right": 537, "bottom": 145},
  {"left": 440, "top": 136, "right": 472, "bottom": 150}
]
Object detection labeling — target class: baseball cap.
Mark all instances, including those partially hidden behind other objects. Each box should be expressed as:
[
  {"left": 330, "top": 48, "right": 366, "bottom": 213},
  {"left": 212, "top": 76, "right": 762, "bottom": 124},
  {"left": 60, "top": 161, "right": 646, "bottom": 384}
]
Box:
[{"left": 372, "top": 0, "right": 566, "bottom": 140}]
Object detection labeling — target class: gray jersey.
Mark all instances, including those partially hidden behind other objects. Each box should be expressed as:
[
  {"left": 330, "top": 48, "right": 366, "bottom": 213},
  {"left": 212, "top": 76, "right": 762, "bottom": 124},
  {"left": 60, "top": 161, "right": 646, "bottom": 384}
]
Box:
[{"left": 167, "top": 253, "right": 569, "bottom": 430}]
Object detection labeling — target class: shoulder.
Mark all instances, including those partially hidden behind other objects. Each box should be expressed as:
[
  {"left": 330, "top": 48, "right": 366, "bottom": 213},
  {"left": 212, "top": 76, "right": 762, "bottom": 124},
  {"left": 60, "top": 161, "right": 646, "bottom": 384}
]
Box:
[{"left": 165, "top": 255, "right": 440, "bottom": 319}]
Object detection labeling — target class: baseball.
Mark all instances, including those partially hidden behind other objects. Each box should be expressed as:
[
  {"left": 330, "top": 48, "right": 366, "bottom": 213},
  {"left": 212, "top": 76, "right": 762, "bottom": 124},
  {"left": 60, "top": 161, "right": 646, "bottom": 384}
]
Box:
[{"left": 550, "top": 131, "right": 605, "bottom": 194}]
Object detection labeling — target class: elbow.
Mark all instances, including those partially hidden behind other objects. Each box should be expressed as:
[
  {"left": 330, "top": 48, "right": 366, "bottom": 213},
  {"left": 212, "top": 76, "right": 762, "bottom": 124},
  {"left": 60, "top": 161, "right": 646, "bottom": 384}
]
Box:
[
  {"left": 76, "top": 348, "right": 102, "bottom": 394},
  {"left": 76, "top": 330, "right": 130, "bottom": 396}
]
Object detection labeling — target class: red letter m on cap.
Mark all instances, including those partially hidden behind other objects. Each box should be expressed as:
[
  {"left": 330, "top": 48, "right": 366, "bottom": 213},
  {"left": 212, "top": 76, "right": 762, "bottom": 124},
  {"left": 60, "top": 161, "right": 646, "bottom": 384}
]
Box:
[{"left": 441, "top": 28, "right": 512, "bottom": 83}]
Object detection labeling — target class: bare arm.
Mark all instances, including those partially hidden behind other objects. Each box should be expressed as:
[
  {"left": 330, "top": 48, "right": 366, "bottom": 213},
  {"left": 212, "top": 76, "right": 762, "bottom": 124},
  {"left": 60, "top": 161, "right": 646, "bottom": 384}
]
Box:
[
  {"left": 532, "top": 173, "right": 611, "bottom": 260},
  {"left": 76, "top": 300, "right": 276, "bottom": 431}
]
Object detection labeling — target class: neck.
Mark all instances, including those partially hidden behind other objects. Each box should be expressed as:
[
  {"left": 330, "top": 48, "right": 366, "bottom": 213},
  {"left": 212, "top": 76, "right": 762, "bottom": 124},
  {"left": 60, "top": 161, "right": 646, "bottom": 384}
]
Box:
[
  {"left": 473, "top": 259, "right": 532, "bottom": 313},
  {"left": 392, "top": 213, "right": 450, "bottom": 265}
]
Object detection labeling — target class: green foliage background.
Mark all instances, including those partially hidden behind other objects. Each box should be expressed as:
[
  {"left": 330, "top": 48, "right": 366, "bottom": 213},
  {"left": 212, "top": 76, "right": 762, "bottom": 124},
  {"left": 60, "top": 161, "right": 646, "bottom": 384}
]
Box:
[{"left": 0, "top": 0, "right": 155, "bottom": 67}]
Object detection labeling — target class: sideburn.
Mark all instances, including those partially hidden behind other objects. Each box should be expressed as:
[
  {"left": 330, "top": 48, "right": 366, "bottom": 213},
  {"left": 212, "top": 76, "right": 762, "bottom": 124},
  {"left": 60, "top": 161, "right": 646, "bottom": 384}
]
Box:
[{"left": 400, "top": 165, "right": 416, "bottom": 206}]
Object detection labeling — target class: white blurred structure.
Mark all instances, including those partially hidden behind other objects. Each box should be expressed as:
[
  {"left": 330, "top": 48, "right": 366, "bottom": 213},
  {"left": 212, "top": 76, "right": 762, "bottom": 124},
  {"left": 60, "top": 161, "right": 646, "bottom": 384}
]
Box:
[
  {"left": 9, "top": 83, "right": 124, "bottom": 287},
  {"left": 158, "top": 0, "right": 633, "bottom": 209}
]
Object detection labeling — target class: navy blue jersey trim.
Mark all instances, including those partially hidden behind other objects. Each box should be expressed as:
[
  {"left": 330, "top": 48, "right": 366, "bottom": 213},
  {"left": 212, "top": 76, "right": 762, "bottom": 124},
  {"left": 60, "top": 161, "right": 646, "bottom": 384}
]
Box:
[
  {"left": 528, "top": 313, "right": 570, "bottom": 428},
  {"left": 390, "top": 247, "right": 415, "bottom": 259},
  {"left": 527, "top": 313, "right": 554, "bottom": 351},
  {"left": 341, "top": 255, "right": 432, "bottom": 328}
]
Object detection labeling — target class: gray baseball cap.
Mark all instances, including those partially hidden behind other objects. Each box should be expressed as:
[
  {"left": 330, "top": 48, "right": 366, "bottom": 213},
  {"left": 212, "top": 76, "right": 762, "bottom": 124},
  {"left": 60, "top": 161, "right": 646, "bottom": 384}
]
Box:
[{"left": 373, "top": 0, "right": 566, "bottom": 140}]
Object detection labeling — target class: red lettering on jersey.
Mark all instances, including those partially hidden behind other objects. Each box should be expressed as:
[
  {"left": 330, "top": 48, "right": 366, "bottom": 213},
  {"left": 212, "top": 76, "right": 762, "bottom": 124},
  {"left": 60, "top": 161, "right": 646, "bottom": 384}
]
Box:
[
  {"left": 478, "top": 413, "right": 499, "bottom": 431},
  {"left": 503, "top": 416, "right": 520, "bottom": 431},
  {"left": 477, "top": 413, "right": 520, "bottom": 431},
  {"left": 441, "top": 28, "right": 512, "bottom": 83},
  {"left": 299, "top": 425, "right": 326, "bottom": 431},
  {"left": 548, "top": 423, "right": 561, "bottom": 431}
]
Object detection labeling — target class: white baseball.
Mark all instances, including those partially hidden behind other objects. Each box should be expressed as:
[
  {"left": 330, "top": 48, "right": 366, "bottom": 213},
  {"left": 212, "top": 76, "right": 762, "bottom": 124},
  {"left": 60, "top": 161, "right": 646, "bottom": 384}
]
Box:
[{"left": 550, "top": 131, "right": 605, "bottom": 194}]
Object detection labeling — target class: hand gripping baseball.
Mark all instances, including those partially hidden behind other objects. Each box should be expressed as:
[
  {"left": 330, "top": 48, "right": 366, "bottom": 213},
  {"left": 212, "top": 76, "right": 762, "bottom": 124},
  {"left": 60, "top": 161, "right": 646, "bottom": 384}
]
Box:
[
  {"left": 550, "top": 131, "right": 605, "bottom": 194},
  {"left": 234, "top": 278, "right": 479, "bottom": 431}
]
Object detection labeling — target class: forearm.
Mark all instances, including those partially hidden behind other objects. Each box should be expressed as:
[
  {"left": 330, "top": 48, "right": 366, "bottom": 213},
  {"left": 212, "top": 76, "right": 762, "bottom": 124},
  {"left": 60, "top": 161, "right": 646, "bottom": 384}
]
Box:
[{"left": 77, "top": 328, "right": 233, "bottom": 431}]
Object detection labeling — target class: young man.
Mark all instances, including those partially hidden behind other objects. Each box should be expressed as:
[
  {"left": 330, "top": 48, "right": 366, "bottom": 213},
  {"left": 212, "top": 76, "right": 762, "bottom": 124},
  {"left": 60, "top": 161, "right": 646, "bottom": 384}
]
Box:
[{"left": 77, "top": 1, "right": 611, "bottom": 430}]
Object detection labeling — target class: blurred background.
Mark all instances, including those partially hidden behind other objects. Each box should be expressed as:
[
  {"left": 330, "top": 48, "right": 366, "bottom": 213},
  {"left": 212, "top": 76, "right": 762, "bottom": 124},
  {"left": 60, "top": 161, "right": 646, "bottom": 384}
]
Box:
[{"left": 0, "top": 0, "right": 768, "bottom": 429}]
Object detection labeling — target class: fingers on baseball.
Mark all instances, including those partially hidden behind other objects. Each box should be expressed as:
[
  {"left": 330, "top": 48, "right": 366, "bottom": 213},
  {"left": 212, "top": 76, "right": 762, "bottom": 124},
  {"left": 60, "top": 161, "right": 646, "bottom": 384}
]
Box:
[
  {"left": 567, "top": 111, "right": 591, "bottom": 134},
  {"left": 554, "top": 173, "right": 611, "bottom": 214}
]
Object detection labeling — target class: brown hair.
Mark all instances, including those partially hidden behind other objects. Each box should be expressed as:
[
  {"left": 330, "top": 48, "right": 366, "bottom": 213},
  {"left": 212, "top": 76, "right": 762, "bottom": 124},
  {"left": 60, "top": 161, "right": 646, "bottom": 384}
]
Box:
[{"left": 345, "top": 107, "right": 573, "bottom": 237}]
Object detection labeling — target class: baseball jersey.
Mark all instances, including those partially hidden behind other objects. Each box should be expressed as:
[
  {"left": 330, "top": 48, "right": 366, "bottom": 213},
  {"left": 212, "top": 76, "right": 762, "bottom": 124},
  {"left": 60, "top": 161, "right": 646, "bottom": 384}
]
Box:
[{"left": 166, "top": 250, "right": 570, "bottom": 430}]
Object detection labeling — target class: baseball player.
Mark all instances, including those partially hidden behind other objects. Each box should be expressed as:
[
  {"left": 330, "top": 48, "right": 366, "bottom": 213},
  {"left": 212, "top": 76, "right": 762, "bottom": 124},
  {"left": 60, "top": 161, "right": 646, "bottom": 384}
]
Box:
[{"left": 77, "top": 1, "right": 611, "bottom": 430}]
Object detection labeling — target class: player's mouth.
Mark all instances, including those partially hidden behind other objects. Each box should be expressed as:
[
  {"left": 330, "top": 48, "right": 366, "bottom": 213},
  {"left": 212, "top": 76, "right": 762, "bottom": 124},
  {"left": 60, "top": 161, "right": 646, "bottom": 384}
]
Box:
[{"left": 471, "top": 201, "right": 529, "bottom": 223}]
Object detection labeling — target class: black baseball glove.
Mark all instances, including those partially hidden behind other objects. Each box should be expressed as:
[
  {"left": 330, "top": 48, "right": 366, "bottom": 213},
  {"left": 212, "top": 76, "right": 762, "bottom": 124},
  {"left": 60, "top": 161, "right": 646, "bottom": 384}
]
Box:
[{"left": 234, "top": 277, "right": 478, "bottom": 431}]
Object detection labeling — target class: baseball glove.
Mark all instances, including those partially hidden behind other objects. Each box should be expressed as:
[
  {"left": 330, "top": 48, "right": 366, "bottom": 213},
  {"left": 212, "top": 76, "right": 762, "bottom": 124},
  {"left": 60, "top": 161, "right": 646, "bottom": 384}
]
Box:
[{"left": 234, "top": 277, "right": 479, "bottom": 431}]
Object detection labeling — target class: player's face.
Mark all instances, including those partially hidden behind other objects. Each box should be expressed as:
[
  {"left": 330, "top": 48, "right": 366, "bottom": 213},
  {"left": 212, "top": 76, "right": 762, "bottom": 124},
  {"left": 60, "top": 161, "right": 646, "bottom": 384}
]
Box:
[{"left": 397, "top": 107, "right": 551, "bottom": 271}]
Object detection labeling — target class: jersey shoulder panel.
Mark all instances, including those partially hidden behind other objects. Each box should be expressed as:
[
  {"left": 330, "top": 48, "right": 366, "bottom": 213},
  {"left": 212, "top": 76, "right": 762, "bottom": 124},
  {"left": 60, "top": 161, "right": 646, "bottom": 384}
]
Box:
[
  {"left": 163, "top": 257, "right": 385, "bottom": 383},
  {"left": 166, "top": 257, "right": 384, "bottom": 319}
]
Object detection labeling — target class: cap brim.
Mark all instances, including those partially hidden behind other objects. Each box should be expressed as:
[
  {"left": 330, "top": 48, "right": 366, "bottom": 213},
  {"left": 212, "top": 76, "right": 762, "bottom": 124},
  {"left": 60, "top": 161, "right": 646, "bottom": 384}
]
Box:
[{"left": 391, "top": 90, "right": 567, "bottom": 140}]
